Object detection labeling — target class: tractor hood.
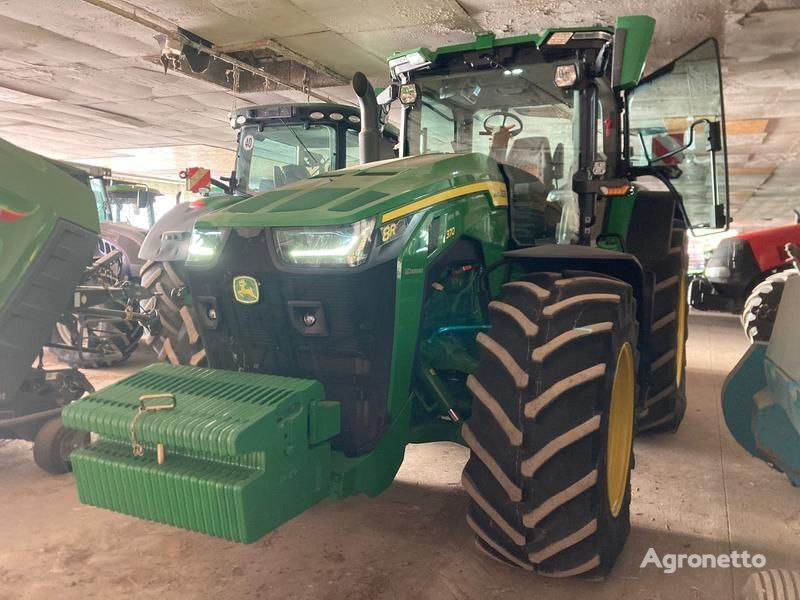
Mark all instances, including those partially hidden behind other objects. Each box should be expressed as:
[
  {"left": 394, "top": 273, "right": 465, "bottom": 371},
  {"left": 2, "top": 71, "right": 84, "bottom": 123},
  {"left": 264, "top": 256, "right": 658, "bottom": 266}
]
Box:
[{"left": 196, "top": 153, "right": 506, "bottom": 229}]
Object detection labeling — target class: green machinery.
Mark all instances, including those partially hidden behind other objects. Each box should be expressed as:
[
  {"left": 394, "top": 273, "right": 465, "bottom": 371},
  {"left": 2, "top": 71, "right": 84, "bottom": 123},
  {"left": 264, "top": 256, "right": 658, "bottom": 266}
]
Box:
[
  {"left": 0, "top": 139, "right": 100, "bottom": 472},
  {"left": 63, "top": 16, "right": 730, "bottom": 578},
  {"left": 0, "top": 143, "right": 160, "bottom": 470}
]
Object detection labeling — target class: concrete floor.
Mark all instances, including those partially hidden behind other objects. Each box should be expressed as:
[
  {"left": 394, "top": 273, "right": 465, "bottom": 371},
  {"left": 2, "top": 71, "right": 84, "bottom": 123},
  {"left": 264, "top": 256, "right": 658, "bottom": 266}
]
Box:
[{"left": 1, "top": 312, "right": 798, "bottom": 600}]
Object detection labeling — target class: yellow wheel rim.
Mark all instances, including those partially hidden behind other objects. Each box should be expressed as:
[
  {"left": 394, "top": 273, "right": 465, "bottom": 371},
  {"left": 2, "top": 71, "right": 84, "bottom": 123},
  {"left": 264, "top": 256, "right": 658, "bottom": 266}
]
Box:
[
  {"left": 606, "top": 342, "right": 635, "bottom": 518},
  {"left": 676, "top": 275, "right": 687, "bottom": 388}
]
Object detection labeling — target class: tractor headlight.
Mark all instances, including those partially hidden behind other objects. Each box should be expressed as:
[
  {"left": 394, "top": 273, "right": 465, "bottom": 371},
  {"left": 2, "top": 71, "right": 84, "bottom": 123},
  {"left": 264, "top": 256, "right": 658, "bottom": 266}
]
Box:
[
  {"left": 273, "top": 217, "right": 376, "bottom": 267},
  {"left": 187, "top": 229, "right": 225, "bottom": 263}
]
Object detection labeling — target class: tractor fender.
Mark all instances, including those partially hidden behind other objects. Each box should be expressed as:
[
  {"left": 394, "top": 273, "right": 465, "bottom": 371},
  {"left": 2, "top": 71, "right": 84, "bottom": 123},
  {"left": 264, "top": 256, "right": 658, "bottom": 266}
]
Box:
[
  {"left": 737, "top": 223, "right": 800, "bottom": 273},
  {"left": 504, "top": 244, "right": 649, "bottom": 342},
  {"left": 138, "top": 194, "right": 238, "bottom": 263},
  {"left": 99, "top": 222, "right": 146, "bottom": 279}
]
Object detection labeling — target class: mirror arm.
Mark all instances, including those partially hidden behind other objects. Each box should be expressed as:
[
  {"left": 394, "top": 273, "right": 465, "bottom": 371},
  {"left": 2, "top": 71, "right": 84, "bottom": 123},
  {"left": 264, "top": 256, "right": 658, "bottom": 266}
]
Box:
[
  {"left": 638, "top": 130, "right": 652, "bottom": 164},
  {"left": 650, "top": 118, "right": 714, "bottom": 164}
]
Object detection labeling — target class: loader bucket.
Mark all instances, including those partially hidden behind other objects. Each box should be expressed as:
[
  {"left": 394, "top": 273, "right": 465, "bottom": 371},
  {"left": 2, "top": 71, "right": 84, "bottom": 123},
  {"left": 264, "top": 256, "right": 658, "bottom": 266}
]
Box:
[
  {"left": 62, "top": 363, "right": 341, "bottom": 541},
  {"left": 722, "top": 276, "right": 800, "bottom": 486}
]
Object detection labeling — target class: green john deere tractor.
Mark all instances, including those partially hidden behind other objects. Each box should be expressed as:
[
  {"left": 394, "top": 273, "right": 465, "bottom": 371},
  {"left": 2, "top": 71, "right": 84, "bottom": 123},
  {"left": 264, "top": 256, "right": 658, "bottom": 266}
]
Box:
[
  {"left": 138, "top": 95, "right": 397, "bottom": 365},
  {"left": 63, "top": 16, "right": 729, "bottom": 578}
]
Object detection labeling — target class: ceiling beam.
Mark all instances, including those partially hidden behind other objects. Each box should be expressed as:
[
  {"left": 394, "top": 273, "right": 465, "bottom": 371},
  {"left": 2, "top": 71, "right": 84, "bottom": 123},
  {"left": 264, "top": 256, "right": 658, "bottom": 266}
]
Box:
[
  {"left": 215, "top": 38, "right": 349, "bottom": 85},
  {"left": 79, "top": 0, "right": 341, "bottom": 103}
]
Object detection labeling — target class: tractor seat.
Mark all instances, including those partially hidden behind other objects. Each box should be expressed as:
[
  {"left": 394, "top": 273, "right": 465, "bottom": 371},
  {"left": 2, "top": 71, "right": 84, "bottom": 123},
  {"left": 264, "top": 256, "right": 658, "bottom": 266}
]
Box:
[
  {"left": 501, "top": 163, "right": 562, "bottom": 247},
  {"left": 282, "top": 164, "right": 311, "bottom": 184},
  {"left": 506, "top": 136, "right": 554, "bottom": 189}
]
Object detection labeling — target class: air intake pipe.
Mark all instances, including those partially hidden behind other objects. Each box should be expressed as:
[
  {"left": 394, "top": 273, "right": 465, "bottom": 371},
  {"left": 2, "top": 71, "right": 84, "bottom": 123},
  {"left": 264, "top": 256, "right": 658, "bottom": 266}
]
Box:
[{"left": 352, "top": 71, "right": 379, "bottom": 164}]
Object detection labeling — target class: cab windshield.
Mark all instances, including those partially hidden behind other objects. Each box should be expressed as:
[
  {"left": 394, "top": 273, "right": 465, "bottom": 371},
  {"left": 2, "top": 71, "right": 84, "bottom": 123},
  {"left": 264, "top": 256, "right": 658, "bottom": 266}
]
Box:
[
  {"left": 405, "top": 48, "right": 585, "bottom": 243},
  {"left": 236, "top": 123, "right": 341, "bottom": 195},
  {"left": 407, "top": 52, "right": 579, "bottom": 192}
]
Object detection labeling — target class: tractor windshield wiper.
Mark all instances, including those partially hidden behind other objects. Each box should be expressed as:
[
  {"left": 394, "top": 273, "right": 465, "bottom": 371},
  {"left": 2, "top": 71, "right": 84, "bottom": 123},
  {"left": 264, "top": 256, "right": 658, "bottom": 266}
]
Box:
[{"left": 279, "top": 118, "right": 319, "bottom": 167}]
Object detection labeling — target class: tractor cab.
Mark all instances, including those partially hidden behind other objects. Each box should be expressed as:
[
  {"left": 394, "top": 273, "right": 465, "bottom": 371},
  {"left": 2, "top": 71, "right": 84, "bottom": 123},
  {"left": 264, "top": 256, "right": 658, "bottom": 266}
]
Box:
[
  {"left": 230, "top": 103, "right": 397, "bottom": 195},
  {"left": 139, "top": 102, "right": 397, "bottom": 265},
  {"left": 390, "top": 41, "right": 578, "bottom": 246},
  {"left": 385, "top": 27, "right": 729, "bottom": 246}
]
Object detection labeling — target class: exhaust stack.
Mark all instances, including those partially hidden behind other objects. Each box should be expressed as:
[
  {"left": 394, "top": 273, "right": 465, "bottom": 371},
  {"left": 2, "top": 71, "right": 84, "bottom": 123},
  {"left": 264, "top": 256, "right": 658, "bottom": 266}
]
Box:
[{"left": 352, "top": 72, "right": 379, "bottom": 164}]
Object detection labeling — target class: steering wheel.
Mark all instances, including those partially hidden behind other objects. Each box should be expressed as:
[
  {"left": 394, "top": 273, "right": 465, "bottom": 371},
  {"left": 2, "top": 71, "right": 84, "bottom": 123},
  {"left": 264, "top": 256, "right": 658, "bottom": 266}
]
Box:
[
  {"left": 482, "top": 112, "right": 523, "bottom": 136},
  {"left": 303, "top": 151, "right": 329, "bottom": 173}
]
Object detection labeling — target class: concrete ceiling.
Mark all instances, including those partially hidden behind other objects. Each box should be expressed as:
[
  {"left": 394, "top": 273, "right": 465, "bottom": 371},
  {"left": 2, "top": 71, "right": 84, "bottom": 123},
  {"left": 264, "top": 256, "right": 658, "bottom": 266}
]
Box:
[{"left": 0, "top": 0, "right": 797, "bottom": 225}]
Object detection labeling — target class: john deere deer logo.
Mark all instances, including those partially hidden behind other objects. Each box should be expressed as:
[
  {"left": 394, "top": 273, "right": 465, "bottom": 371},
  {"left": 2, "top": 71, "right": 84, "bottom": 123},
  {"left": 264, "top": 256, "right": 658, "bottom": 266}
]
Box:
[{"left": 233, "top": 275, "right": 260, "bottom": 304}]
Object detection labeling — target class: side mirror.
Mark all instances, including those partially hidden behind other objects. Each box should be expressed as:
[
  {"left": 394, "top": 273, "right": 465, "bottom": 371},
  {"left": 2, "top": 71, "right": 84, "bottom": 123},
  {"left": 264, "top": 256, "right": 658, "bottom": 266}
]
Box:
[
  {"left": 706, "top": 121, "right": 722, "bottom": 153},
  {"left": 628, "top": 39, "right": 729, "bottom": 234},
  {"left": 552, "top": 143, "right": 565, "bottom": 180}
]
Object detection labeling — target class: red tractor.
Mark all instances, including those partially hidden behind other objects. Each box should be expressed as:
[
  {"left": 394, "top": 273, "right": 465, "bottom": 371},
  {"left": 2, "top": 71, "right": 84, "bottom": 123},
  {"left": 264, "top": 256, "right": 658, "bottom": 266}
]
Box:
[{"left": 689, "top": 218, "right": 800, "bottom": 341}]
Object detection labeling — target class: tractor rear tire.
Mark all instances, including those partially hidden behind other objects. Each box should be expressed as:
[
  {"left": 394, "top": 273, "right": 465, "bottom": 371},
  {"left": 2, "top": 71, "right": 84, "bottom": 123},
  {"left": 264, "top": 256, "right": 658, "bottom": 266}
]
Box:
[
  {"left": 462, "top": 271, "right": 638, "bottom": 578},
  {"left": 140, "top": 260, "right": 207, "bottom": 366},
  {"left": 33, "top": 417, "right": 90, "bottom": 475},
  {"left": 741, "top": 271, "right": 796, "bottom": 343},
  {"left": 637, "top": 219, "right": 688, "bottom": 433}
]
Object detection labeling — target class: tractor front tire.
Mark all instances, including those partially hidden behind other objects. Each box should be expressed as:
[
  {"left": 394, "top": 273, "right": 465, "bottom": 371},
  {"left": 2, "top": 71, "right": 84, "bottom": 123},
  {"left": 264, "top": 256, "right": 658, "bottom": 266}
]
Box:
[
  {"left": 637, "top": 219, "right": 688, "bottom": 433},
  {"left": 462, "top": 272, "right": 637, "bottom": 578},
  {"left": 140, "top": 260, "right": 207, "bottom": 366},
  {"left": 741, "top": 271, "right": 796, "bottom": 343}
]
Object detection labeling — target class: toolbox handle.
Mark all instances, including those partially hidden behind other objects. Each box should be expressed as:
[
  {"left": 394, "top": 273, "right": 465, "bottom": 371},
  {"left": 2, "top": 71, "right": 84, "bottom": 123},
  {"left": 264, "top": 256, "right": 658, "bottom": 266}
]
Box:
[{"left": 138, "top": 393, "right": 177, "bottom": 411}]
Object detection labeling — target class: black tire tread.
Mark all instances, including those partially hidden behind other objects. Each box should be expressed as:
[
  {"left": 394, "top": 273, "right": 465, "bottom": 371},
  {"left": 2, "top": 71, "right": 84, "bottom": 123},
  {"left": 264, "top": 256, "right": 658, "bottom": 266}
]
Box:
[
  {"left": 738, "top": 569, "right": 800, "bottom": 600},
  {"left": 140, "top": 260, "right": 207, "bottom": 366},
  {"left": 637, "top": 219, "right": 688, "bottom": 433},
  {"left": 741, "top": 270, "right": 797, "bottom": 342},
  {"left": 462, "top": 271, "right": 637, "bottom": 578}
]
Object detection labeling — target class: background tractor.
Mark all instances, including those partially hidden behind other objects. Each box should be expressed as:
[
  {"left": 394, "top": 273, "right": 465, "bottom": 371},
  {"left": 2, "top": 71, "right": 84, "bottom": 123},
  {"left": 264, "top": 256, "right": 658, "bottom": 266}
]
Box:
[
  {"left": 48, "top": 164, "right": 159, "bottom": 368},
  {"left": 63, "top": 16, "right": 729, "bottom": 579},
  {"left": 741, "top": 242, "right": 800, "bottom": 342},
  {"left": 138, "top": 99, "right": 397, "bottom": 365},
  {"left": 689, "top": 220, "right": 800, "bottom": 342}
]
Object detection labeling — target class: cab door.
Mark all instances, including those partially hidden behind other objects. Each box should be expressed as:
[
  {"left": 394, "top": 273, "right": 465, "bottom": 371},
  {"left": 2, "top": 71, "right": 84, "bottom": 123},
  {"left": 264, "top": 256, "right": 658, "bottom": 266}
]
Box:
[{"left": 627, "top": 39, "right": 729, "bottom": 232}]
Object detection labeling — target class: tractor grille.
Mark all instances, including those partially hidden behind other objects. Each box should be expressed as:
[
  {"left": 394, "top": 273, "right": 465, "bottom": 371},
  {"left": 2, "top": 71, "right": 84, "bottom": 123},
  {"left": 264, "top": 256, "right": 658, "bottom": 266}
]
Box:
[{"left": 186, "top": 228, "right": 396, "bottom": 456}]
